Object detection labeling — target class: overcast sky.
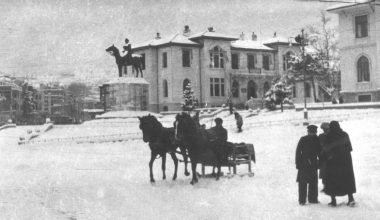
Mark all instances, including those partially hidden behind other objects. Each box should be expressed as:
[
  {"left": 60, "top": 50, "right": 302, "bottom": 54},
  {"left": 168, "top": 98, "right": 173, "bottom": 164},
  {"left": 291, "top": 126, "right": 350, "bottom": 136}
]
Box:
[{"left": 0, "top": 0, "right": 342, "bottom": 82}]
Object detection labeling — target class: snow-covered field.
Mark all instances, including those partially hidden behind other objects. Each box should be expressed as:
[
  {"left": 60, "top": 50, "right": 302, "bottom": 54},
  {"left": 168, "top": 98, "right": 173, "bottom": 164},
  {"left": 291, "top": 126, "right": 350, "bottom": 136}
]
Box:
[{"left": 0, "top": 109, "right": 380, "bottom": 219}]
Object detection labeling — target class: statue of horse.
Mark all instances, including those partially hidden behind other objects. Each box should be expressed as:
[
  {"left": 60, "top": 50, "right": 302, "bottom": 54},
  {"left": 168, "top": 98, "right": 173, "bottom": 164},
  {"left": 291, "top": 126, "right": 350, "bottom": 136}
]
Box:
[
  {"left": 106, "top": 45, "right": 144, "bottom": 78},
  {"left": 138, "top": 114, "right": 190, "bottom": 183},
  {"left": 174, "top": 112, "right": 232, "bottom": 184}
]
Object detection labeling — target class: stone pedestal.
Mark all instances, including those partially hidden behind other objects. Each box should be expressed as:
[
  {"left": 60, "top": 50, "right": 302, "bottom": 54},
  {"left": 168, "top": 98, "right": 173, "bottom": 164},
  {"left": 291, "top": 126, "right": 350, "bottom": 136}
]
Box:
[{"left": 100, "top": 77, "right": 149, "bottom": 111}]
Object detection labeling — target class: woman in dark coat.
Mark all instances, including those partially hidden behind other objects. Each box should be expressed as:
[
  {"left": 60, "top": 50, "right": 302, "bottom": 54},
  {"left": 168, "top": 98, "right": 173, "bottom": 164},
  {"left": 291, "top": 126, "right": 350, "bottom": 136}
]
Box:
[{"left": 323, "top": 121, "right": 356, "bottom": 207}]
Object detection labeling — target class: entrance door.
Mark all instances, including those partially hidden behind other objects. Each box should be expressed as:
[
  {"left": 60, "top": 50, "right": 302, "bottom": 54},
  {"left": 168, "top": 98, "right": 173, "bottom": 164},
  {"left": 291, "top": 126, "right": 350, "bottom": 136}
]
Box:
[{"left": 247, "top": 80, "right": 257, "bottom": 99}]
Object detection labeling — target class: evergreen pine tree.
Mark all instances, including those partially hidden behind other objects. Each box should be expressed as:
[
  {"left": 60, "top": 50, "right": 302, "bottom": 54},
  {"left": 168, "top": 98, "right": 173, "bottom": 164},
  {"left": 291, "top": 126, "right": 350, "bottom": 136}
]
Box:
[
  {"left": 182, "top": 82, "right": 198, "bottom": 112},
  {"left": 264, "top": 78, "right": 292, "bottom": 112}
]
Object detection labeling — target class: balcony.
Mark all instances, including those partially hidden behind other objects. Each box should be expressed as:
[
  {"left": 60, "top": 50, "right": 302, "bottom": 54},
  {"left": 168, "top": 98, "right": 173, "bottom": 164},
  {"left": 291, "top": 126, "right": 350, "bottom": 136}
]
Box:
[{"left": 356, "top": 82, "right": 372, "bottom": 91}]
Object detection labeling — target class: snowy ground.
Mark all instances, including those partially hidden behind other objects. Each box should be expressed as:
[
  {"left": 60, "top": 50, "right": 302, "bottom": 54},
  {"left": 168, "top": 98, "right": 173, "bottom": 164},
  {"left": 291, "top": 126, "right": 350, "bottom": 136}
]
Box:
[{"left": 1, "top": 109, "right": 380, "bottom": 219}]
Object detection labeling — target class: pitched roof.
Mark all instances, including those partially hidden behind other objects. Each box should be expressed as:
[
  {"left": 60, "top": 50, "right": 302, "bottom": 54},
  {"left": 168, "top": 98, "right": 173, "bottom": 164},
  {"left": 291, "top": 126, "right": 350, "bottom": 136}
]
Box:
[
  {"left": 133, "top": 33, "right": 199, "bottom": 50},
  {"left": 231, "top": 40, "right": 274, "bottom": 51},
  {"left": 327, "top": 0, "right": 374, "bottom": 13},
  {"left": 189, "top": 30, "right": 239, "bottom": 41},
  {"left": 263, "top": 35, "right": 299, "bottom": 46}
]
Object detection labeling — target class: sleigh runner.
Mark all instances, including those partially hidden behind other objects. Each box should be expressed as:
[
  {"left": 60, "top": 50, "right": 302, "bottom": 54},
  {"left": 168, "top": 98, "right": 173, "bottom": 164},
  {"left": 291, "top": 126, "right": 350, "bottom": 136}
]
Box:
[{"left": 199, "top": 142, "right": 256, "bottom": 177}]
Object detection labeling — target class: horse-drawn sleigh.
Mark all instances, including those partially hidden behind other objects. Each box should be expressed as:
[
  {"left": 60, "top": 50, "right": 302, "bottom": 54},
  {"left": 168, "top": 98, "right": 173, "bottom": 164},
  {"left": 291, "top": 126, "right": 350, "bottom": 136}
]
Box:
[{"left": 138, "top": 112, "right": 255, "bottom": 184}]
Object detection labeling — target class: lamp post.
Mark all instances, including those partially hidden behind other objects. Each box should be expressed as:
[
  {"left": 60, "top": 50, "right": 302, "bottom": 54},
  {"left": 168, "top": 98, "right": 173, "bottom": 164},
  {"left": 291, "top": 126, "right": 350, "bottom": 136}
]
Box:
[{"left": 291, "top": 29, "right": 309, "bottom": 126}]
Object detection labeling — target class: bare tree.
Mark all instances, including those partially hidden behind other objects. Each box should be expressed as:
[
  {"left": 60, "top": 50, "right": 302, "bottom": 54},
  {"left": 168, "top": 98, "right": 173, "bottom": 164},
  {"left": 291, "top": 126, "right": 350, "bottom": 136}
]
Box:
[{"left": 306, "top": 11, "right": 339, "bottom": 98}]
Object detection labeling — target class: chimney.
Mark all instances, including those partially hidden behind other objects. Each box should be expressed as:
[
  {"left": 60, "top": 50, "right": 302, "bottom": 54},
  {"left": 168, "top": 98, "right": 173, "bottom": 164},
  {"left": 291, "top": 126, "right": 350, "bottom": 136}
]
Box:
[
  {"left": 208, "top": 26, "right": 214, "bottom": 32},
  {"left": 155, "top": 32, "right": 161, "bottom": 39},
  {"left": 183, "top": 25, "right": 191, "bottom": 36},
  {"left": 240, "top": 32, "right": 245, "bottom": 40},
  {"left": 252, "top": 32, "right": 257, "bottom": 41}
]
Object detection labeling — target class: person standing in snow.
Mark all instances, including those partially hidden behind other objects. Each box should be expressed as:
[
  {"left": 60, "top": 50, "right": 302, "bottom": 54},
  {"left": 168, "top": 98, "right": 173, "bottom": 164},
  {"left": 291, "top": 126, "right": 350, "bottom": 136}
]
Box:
[
  {"left": 234, "top": 112, "right": 243, "bottom": 132},
  {"left": 323, "top": 121, "right": 356, "bottom": 207},
  {"left": 295, "top": 125, "right": 321, "bottom": 205},
  {"left": 318, "top": 122, "right": 330, "bottom": 192}
]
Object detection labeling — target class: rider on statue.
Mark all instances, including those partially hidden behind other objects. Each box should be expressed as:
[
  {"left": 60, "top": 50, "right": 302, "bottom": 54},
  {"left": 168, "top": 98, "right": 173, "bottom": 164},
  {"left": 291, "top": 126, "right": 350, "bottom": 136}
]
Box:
[{"left": 122, "top": 38, "right": 132, "bottom": 62}]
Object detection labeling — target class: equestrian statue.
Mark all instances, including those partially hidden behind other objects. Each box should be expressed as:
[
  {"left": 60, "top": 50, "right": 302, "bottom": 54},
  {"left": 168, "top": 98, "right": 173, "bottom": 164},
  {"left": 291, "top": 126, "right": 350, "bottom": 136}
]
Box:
[{"left": 106, "top": 38, "right": 144, "bottom": 78}]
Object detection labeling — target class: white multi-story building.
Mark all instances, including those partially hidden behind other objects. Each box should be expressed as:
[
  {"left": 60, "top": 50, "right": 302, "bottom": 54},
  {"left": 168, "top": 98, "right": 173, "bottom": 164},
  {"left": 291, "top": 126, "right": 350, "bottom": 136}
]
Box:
[
  {"left": 129, "top": 26, "right": 317, "bottom": 112},
  {"left": 328, "top": 0, "right": 380, "bottom": 102}
]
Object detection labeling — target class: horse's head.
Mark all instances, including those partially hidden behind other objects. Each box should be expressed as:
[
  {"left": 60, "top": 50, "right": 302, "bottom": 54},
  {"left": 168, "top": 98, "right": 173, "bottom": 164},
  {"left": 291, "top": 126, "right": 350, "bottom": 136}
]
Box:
[
  {"left": 138, "top": 114, "right": 161, "bottom": 143},
  {"left": 105, "top": 44, "right": 117, "bottom": 56},
  {"left": 174, "top": 112, "right": 196, "bottom": 141}
]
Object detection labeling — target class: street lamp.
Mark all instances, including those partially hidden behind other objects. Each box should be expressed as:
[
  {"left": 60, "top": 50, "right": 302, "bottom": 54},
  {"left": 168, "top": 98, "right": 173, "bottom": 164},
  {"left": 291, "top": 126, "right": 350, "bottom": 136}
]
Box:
[{"left": 290, "top": 29, "right": 309, "bottom": 126}]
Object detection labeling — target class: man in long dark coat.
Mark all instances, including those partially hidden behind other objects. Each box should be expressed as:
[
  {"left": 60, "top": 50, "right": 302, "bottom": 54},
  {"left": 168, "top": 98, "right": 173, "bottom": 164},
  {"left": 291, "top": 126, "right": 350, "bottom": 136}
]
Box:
[
  {"left": 323, "top": 121, "right": 356, "bottom": 207},
  {"left": 295, "top": 125, "right": 321, "bottom": 205}
]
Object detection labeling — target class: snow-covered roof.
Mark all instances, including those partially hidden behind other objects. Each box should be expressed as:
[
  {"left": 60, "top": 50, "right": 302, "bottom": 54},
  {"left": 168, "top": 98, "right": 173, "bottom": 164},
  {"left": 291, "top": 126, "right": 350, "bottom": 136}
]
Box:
[
  {"left": 263, "top": 35, "right": 299, "bottom": 46},
  {"left": 103, "top": 77, "right": 150, "bottom": 85},
  {"left": 133, "top": 33, "right": 199, "bottom": 50},
  {"left": 231, "top": 40, "right": 274, "bottom": 51},
  {"left": 327, "top": 0, "right": 374, "bottom": 13},
  {"left": 189, "top": 30, "right": 239, "bottom": 41}
]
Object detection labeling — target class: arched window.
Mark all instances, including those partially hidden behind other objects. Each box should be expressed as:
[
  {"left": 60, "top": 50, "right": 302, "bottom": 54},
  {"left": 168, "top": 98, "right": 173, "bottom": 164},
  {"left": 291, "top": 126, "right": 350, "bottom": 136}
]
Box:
[
  {"left": 305, "top": 83, "right": 311, "bottom": 98},
  {"left": 357, "top": 56, "right": 370, "bottom": 82},
  {"left": 232, "top": 80, "right": 239, "bottom": 98},
  {"left": 163, "top": 80, "right": 168, "bottom": 97},
  {"left": 263, "top": 82, "right": 270, "bottom": 95},
  {"left": 183, "top": 78, "right": 190, "bottom": 91},
  {"left": 247, "top": 80, "right": 257, "bottom": 99}
]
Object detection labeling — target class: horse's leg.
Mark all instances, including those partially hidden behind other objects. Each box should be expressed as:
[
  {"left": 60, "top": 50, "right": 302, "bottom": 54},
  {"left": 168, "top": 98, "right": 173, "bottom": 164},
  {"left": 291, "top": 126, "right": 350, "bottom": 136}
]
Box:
[
  {"left": 170, "top": 152, "right": 178, "bottom": 180},
  {"left": 180, "top": 146, "right": 190, "bottom": 176},
  {"left": 149, "top": 151, "right": 157, "bottom": 183},
  {"left": 118, "top": 64, "right": 122, "bottom": 77},
  {"left": 134, "top": 65, "right": 139, "bottom": 78},
  {"left": 189, "top": 150, "right": 198, "bottom": 185},
  {"left": 161, "top": 153, "right": 166, "bottom": 180}
]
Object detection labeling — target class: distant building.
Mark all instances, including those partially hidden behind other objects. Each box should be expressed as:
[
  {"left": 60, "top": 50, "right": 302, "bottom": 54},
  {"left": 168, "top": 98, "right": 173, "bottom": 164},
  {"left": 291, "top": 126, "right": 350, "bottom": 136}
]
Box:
[
  {"left": 129, "top": 26, "right": 319, "bottom": 112},
  {"left": 328, "top": 1, "right": 380, "bottom": 102},
  {"left": 0, "top": 77, "right": 22, "bottom": 125}
]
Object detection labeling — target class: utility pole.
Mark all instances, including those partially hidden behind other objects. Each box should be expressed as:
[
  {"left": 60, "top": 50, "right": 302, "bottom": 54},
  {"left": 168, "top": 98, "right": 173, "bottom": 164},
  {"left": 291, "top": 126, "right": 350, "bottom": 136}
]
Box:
[{"left": 295, "top": 29, "right": 309, "bottom": 126}]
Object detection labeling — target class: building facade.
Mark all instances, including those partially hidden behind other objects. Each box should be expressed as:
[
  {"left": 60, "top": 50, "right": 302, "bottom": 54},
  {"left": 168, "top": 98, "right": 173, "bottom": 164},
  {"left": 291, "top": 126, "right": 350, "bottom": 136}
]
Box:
[
  {"left": 131, "top": 26, "right": 311, "bottom": 112},
  {"left": 328, "top": 0, "right": 380, "bottom": 102}
]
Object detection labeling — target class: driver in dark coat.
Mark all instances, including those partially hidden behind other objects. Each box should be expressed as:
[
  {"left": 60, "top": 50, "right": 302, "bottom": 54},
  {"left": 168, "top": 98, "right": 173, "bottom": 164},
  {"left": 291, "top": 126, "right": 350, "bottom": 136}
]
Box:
[
  {"left": 295, "top": 125, "right": 321, "bottom": 205},
  {"left": 209, "top": 118, "right": 227, "bottom": 143}
]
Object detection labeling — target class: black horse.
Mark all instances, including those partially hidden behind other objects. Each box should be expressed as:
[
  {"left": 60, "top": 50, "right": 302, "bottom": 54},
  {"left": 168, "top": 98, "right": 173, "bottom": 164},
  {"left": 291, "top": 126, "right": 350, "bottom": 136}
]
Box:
[
  {"left": 174, "top": 112, "right": 231, "bottom": 184},
  {"left": 106, "top": 45, "right": 144, "bottom": 78},
  {"left": 138, "top": 114, "right": 190, "bottom": 183}
]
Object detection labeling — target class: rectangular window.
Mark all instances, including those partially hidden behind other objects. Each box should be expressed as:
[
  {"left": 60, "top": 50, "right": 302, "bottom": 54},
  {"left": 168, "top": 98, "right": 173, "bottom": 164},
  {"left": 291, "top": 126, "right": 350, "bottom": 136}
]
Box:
[
  {"left": 355, "top": 15, "right": 368, "bottom": 38},
  {"left": 263, "top": 55, "right": 270, "bottom": 70},
  {"left": 182, "top": 49, "right": 191, "bottom": 67},
  {"left": 209, "top": 78, "right": 225, "bottom": 97},
  {"left": 247, "top": 54, "right": 255, "bottom": 71},
  {"left": 210, "top": 78, "right": 214, "bottom": 96},
  {"left": 231, "top": 53, "right": 239, "bottom": 69},
  {"left": 162, "top": 52, "right": 167, "bottom": 68},
  {"left": 209, "top": 49, "right": 225, "bottom": 68},
  {"left": 141, "top": 53, "right": 146, "bottom": 70},
  {"left": 358, "top": 94, "right": 371, "bottom": 102},
  {"left": 214, "top": 78, "right": 220, "bottom": 96},
  {"left": 221, "top": 78, "right": 225, "bottom": 96}
]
